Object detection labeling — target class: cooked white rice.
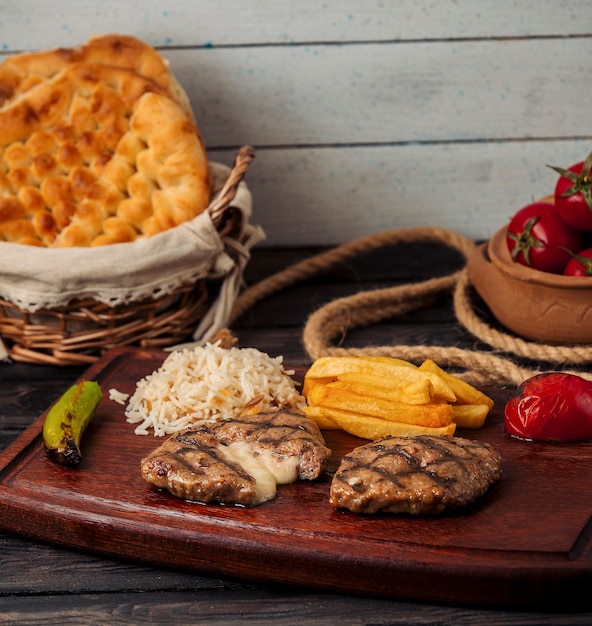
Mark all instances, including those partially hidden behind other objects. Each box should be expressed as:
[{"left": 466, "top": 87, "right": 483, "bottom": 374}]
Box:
[
  {"left": 122, "top": 343, "right": 306, "bottom": 436},
  {"left": 108, "top": 388, "right": 130, "bottom": 405}
]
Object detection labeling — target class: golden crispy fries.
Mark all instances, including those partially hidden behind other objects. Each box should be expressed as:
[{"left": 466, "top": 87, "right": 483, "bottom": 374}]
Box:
[
  {"left": 332, "top": 372, "right": 432, "bottom": 405},
  {"left": 308, "top": 383, "right": 454, "bottom": 428},
  {"left": 451, "top": 404, "right": 491, "bottom": 429},
  {"left": 302, "top": 355, "right": 493, "bottom": 440},
  {"left": 418, "top": 359, "right": 494, "bottom": 409},
  {"left": 302, "top": 405, "right": 341, "bottom": 429},
  {"left": 304, "top": 355, "right": 456, "bottom": 403},
  {"left": 308, "top": 406, "right": 456, "bottom": 440},
  {"left": 360, "top": 356, "right": 457, "bottom": 403}
]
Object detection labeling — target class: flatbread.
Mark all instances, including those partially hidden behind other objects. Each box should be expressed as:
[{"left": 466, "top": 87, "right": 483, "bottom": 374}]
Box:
[{"left": 0, "top": 62, "right": 210, "bottom": 247}]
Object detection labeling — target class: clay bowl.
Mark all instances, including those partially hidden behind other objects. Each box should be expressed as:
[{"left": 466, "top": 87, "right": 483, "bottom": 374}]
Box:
[{"left": 467, "top": 226, "right": 592, "bottom": 344}]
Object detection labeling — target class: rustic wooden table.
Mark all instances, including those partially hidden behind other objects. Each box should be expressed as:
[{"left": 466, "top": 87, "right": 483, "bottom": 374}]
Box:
[{"left": 1, "top": 243, "right": 591, "bottom": 624}]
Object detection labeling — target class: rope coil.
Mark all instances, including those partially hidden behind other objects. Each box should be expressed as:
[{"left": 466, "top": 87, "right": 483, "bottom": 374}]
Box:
[{"left": 230, "top": 226, "right": 592, "bottom": 386}]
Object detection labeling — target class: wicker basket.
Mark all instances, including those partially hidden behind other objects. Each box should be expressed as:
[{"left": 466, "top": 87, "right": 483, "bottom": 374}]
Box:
[{"left": 0, "top": 146, "right": 255, "bottom": 366}]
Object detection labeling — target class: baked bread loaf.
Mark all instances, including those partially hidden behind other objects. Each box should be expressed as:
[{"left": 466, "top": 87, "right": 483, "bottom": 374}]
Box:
[{"left": 0, "top": 37, "right": 210, "bottom": 247}]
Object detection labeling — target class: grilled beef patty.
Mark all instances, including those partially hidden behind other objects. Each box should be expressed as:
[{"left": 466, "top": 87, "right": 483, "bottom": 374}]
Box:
[
  {"left": 330, "top": 435, "right": 502, "bottom": 515},
  {"left": 140, "top": 409, "right": 331, "bottom": 506}
]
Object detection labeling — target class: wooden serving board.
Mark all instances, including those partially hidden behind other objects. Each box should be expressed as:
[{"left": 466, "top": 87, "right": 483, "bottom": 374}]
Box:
[{"left": 1, "top": 347, "right": 591, "bottom": 609}]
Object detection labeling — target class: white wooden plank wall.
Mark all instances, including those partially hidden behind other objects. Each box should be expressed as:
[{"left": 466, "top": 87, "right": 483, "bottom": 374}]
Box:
[{"left": 2, "top": 1, "right": 591, "bottom": 246}]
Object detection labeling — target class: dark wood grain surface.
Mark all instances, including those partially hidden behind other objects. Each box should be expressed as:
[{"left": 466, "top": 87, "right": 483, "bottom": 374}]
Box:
[{"left": 1, "top": 243, "right": 591, "bottom": 625}]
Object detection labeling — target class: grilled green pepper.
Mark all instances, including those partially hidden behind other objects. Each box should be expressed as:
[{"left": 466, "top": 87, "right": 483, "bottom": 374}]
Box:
[{"left": 42, "top": 380, "right": 103, "bottom": 467}]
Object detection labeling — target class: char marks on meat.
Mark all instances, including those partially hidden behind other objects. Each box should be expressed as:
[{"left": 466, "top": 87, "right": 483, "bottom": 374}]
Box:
[
  {"left": 330, "top": 435, "right": 502, "bottom": 515},
  {"left": 140, "top": 409, "right": 331, "bottom": 506}
]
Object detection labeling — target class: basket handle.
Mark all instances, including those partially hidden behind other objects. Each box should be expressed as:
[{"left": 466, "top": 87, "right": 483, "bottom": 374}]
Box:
[{"left": 208, "top": 146, "right": 255, "bottom": 229}]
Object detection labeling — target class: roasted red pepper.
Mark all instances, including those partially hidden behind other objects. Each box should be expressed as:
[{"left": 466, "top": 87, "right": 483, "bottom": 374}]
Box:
[{"left": 504, "top": 372, "right": 592, "bottom": 442}]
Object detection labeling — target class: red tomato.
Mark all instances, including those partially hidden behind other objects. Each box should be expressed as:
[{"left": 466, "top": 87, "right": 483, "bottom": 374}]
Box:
[
  {"left": 504, "top": 372, "right": 592, "bottom": 442},
  {"left": 549, "top": 152, "right": 592, "bottom": 231},
  {"left": 564, "top": 247, "right": 592, "bottom": 276},
  {"left": 506, "top": 202, "right": 583, "bottom": 274}
]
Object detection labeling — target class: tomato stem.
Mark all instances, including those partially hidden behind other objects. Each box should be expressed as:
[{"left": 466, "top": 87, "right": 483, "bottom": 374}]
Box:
[
  {"left": 507, "top": 216, "right": 544, "bottom": 266},
  {"left": 547, "top": 148, "right": 592, "bottom": 213},
  {"left": 561, "top": 247, "right": 592, "bottom": 275}
]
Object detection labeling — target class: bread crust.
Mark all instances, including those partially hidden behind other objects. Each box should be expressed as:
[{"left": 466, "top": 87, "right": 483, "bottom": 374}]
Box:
[{"left": 0, "top": 34, "right": 183, "bottom": 109}]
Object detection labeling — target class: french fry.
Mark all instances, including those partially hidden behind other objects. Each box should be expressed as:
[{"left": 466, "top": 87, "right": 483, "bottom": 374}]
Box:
[
  {"left": 452, "top": 404, "right": 490, "bottom": 429},
  {"left": 360, "top": 356, "right": 457, "bottom": 403},
  {"left": 332, "top": 371, "right": 433, "bottom": 405},
  {"left": 308, "top": 383, "right": 454, "bottom": 428},
  {"left": 418, "top": 359, "right": 494, "bottom": 409},
  {"left": 303, "top": 405, "right": 341, "bottom": 429},
  {"left": 302, "top": 376, "right": 334, "bottom": 397},
  {"left": 312, "top": 406, "right": 456, "bottom": 440},
  {"left": 305, "top": 355, "right": 413, "bottom": 379}
]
